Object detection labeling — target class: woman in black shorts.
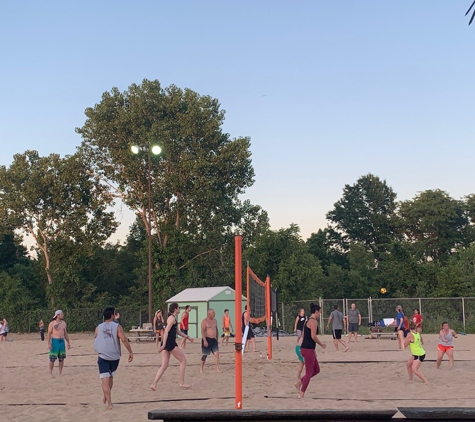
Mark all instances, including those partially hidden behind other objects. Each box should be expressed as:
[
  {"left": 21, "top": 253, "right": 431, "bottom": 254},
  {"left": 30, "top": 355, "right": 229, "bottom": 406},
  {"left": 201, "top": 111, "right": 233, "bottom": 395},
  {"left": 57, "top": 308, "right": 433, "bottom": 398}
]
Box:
[
  {"left": 153, "top": 310, "right": 164, "bottom": 347},
  {"left": 150, "top": 302, "right": 194, "bottom": 390}
]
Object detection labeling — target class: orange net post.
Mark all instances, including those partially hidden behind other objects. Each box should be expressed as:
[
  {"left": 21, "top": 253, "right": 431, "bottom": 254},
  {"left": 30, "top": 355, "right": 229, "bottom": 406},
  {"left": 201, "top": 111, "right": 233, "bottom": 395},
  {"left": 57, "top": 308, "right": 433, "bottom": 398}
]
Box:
[
  {"left": 234, "top": 236, "right": 243, "bottom": 410},
  {"left": 266, "top": 275, "right": 272, "bottom": 360}
]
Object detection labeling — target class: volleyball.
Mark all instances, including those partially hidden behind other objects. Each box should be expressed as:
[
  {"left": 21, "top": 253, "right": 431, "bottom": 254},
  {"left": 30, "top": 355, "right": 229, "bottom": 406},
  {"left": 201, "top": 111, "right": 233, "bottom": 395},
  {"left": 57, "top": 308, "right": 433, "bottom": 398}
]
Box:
[{"left": 380, "top": 287, "right": 387, "bottom": 294}]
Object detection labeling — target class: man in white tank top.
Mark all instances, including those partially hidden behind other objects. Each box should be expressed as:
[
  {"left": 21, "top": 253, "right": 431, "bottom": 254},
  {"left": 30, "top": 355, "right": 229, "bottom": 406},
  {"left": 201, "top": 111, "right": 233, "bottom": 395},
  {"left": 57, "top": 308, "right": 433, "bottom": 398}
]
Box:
[{"left": 94, "top": 307, "right": 134, "bottom": 410}]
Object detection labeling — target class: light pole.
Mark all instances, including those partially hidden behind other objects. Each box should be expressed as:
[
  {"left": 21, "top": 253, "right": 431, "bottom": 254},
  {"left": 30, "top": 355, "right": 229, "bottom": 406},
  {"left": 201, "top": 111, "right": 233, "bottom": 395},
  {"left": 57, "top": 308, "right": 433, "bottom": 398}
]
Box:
[{"left": 131, "top": 144, "right": 162, "bottom": 323}]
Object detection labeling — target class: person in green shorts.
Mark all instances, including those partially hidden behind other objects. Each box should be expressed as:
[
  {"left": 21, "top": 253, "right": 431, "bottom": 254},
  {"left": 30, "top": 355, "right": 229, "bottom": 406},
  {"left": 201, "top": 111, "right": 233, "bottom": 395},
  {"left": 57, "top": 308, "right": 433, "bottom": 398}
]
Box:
[
  {"left": 48, "top": 310, "right": 71, "bottom": 377},
  {"left": 404, "top": 320, "right": 428, "bottom": 383},
  {"left": 295, "top": 334, "right": 305, "bottom": 381}
]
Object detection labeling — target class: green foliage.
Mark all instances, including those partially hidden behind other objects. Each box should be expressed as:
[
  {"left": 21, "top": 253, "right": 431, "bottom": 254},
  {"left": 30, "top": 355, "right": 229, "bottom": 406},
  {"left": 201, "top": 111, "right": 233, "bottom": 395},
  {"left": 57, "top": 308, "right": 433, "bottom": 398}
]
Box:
[
  {"left": 77, "top": 79, "right": 268, "bottom": 303},
  {"left": 435, "top": 244, "right": 475, "bottom": 297},
  {"left": 0, "top": 272, "right": 38, "bottom": 330},
  {"left": 398, "top": 189, "right": 473, "bottom": 263},
  {"left": 0, "top": 230, "right": 28, "bottom": 272},
  {"left": 326, "top": 174, "right": 398, "bottom": 256},
  {"left": 0, "top": 150, "right": 117, "bottom": 302},
  {"left": 306, "top": 228, "right": 348, "bottom": 275},
  {"left": 244, "top": 225, "right": 323, "bottom": 303}
]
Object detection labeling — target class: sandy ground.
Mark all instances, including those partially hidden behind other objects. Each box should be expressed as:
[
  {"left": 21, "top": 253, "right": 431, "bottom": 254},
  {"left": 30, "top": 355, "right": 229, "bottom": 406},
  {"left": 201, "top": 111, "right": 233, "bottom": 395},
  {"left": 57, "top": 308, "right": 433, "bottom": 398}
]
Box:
[{"left": 1, "top": 331, "right": 475, "bottom": 421}]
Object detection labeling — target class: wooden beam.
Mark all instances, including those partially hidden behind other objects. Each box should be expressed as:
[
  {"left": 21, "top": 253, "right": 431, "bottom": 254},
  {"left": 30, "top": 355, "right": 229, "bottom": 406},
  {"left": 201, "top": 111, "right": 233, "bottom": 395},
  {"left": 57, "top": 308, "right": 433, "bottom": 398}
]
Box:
[
  {"left": 148, "top": 408, "right": 397, "bottom": 421},
  {"left": 399, "top": 407, "right": 475, "bottom": 420}
]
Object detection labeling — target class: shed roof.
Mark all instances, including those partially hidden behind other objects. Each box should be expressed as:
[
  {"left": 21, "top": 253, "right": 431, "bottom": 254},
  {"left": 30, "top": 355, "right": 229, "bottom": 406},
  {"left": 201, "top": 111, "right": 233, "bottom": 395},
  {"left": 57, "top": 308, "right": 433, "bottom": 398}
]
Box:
[{"left": 166, "top": 286, "right": 245, "bottom": 302}]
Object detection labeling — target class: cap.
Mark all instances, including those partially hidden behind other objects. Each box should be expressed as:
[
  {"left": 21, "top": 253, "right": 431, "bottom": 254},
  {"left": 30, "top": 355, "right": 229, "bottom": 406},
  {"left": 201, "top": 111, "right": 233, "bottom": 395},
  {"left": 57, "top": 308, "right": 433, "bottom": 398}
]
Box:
[{"left": 53, "top": 310, "right": 63, "bottom": 320}]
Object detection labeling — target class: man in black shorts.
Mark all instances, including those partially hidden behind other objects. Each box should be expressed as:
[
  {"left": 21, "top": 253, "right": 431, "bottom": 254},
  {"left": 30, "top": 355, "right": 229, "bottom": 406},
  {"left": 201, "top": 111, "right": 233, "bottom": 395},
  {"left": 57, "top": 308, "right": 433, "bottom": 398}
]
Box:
[
  {"left": 94, "top": 307, "right": 133, "bottom": 410},
  {"left": 242, "top": 305, "right": 257, "bottom": 352},
  {"left": 326, "top": 305, "right": 349, "bottom": 352},
  {"left": 200, "top": 309, "right": 221, "bottom": 373}
]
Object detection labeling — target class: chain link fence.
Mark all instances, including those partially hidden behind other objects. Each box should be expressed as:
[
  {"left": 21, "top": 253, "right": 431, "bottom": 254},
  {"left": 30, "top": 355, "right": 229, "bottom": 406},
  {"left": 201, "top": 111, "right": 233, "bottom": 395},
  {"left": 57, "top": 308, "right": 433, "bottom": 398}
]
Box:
[
  {"left": 4, "top": 297, "right": 475, "bottom": 334},
  {"left": 280, "top": 297, "right": 475, "bottom": 334},
  {"left": 0, "top": 307, "right": 151, "bottom": 334}
]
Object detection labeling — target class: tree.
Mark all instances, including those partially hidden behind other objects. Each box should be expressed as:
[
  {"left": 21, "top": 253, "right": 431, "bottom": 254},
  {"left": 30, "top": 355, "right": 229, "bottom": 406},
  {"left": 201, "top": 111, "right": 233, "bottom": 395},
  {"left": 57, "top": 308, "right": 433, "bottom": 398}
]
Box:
[
  {"left": 0, "top": 150, "right": 117, "bottom": 302},
  {"left": 326, "top": 174, "right": 398, "bottom": 257},
  {"left": 0, "top": 228, "right": 28, "bottom": 273},
  {"left": 306, "top": 228, "right": 348, "bottom": 275},
  {"left": 243, "top": 225, "right": 323, "bottom": 303},
  {"left": 398, "top": 190, "right": 473, "bottom": 263},
  {"left": 436, "top": 244, "right": 475, "bottom": 297},
  {"left": 0, "top": 272, "right": 38, "bottom": 327},
  {"left": 77, "top": 79, "right": 268, "bottom": 305}
]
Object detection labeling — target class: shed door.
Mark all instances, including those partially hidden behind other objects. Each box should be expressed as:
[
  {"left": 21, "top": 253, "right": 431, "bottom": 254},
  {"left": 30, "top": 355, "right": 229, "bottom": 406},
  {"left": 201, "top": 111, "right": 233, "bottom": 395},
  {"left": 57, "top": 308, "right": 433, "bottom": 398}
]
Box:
[{"left": 188, "top": 306, "right": 199, "bottom": 338}]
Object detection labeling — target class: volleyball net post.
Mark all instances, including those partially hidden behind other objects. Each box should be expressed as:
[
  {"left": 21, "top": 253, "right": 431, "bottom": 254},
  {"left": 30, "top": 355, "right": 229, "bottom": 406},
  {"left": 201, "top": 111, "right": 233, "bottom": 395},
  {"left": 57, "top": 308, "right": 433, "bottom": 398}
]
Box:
[
  {"left": 234, "top": 235, "right": 243, "bottom": 410},
  {"left": 266, "top": 275, "right": 272, "bottom": 360}
]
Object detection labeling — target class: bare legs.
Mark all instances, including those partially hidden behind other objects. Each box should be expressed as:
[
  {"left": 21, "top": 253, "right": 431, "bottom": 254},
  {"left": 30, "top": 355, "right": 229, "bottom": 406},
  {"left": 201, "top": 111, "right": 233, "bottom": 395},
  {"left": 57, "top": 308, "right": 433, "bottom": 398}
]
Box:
[
  {"left": 437, "top": 348, "right": 454, "bottom": 369},
  {"left": 171, "top": 347, "right": 191, "bottom": 387},
  {"left": 48, "top": 359, "right": 64, "bottom": 377},
  {"left": 447, "top": 348, "right": 454, "bottom": 368},
  {"left": 247, "top": 337, "right": 256, "bottom": 352},
  {"left": 150, "top": 347, "right": 191, "bottom": 391},
  {"left": 406, "top": 356, "right": 428, "bottom": 383},
  {"left": 179, "top": 335, "right": 188, "bottom": 349},
  {"left": 297, "top": 361, "right": 304, "bottom": 380},
  {"left": 333, "top": 338, "right": 349, "bottom": 352},
  {"left": 348, "top": 331, "right": 358, "bottom": 343},
  {"left": 200, "top": 352, "right": 221, "bottom": 373},
  {"left": 150, "top": 350, "right": 170, "bottom": 390},
  {"left": 398, "top": 330, "right": 405, "bottom": 350},
  {"left": 101, "top": 376, "right": 114, "bottom": 410}
]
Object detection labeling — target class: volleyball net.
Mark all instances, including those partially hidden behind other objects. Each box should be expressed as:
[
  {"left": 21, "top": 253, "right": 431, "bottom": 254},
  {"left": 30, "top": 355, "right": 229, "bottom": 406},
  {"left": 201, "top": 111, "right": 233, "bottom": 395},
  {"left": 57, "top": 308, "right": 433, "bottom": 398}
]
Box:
[{"left": 246, "top": 264, "right": 272, "bottom": 360}]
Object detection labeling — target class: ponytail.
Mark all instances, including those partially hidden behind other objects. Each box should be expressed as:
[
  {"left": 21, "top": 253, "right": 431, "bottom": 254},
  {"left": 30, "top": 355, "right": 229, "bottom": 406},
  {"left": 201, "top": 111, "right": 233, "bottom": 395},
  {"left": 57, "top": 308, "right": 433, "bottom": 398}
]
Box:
[{"left": 310, "top": 303, "right": 321, "bottom": 314}]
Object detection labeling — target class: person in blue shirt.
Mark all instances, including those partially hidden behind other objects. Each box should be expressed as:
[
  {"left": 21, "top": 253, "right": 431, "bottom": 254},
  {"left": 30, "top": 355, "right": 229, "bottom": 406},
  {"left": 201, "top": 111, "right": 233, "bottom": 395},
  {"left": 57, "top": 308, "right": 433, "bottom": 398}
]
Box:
[{"left": 395, "top": 305, "right": 405, "bottom": 350}]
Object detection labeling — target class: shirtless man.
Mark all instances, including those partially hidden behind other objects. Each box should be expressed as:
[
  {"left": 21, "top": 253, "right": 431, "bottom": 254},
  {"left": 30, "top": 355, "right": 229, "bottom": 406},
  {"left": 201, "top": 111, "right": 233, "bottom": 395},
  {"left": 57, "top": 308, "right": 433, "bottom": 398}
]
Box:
[
  {"left": 48, "top": 310, "right": 71, "bottom": 376},
  {"left": 200, "top": 309, "right": 221, "bottom": 373}
]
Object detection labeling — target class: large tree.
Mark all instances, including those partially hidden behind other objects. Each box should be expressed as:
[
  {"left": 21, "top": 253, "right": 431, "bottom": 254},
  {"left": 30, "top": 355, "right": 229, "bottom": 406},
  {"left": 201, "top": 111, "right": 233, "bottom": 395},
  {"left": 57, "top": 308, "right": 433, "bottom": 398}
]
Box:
[
  {"left": 77, "top": 79, "right": 268, "bottom": 304},
  {"left": 326, "top": 174, "right": 398, "bottom": 257},
  {"left": 0, "top": 150, "right": 117, "bottom": 298},
  {"left": 398, "top": 189, "right": 473, "bottom": 263}
]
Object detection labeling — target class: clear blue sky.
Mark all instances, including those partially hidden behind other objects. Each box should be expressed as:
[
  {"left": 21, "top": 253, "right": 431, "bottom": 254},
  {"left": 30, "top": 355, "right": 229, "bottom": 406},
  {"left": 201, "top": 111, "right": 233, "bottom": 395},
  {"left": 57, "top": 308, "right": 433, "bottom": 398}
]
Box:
[{"left": 1, "top": 1, "right": 474, "bottom": 242}]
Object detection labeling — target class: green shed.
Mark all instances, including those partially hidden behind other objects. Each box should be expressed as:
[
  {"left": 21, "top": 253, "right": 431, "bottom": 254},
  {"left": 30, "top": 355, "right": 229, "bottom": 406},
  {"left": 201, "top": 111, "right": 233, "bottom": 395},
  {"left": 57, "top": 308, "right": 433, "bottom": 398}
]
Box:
[{"left": 166, "top": 286, "right": 246, "bottom": 339}]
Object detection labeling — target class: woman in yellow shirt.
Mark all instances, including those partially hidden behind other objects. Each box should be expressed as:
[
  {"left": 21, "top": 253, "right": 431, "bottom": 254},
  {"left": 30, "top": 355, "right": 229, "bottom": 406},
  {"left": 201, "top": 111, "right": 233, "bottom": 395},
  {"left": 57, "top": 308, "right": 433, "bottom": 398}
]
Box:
[{"left": 404, "top": 320, "right": 428, "bottom": 383}]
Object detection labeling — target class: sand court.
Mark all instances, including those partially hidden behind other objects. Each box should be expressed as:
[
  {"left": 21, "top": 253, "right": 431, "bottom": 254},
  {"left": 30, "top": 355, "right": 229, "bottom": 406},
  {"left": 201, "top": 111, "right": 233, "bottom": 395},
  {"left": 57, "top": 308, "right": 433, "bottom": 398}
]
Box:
[{"left": 1, "top": 332, "right": 474, "bottom": 421}]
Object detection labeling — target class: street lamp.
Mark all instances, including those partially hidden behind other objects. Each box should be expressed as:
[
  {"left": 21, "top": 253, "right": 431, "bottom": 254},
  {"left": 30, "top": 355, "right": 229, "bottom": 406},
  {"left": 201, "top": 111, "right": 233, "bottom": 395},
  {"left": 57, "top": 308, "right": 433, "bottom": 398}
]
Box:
[{"left": 131, "top": 143, "right": 162, "bottom": 323}]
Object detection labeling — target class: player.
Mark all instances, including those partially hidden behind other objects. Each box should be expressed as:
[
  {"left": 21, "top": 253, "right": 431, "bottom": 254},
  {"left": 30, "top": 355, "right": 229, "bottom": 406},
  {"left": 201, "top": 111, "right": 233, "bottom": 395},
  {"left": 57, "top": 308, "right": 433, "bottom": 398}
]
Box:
[{"left": 404, "top": 320, "right": 428, "bottom": 383}]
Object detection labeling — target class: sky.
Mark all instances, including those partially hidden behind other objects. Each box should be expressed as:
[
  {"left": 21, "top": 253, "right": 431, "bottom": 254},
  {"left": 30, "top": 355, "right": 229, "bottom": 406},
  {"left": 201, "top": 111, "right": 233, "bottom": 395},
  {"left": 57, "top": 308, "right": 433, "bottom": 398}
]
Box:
[{"left": 1, "top": 1, "right": 474, "bottom": 244}]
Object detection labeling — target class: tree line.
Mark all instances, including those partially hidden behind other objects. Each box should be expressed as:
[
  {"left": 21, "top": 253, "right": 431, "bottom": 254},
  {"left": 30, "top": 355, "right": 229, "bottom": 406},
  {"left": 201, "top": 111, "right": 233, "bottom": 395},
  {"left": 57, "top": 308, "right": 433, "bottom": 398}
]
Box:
[{"left": 1, "top": 80, "right": 474, "bottom": 322}]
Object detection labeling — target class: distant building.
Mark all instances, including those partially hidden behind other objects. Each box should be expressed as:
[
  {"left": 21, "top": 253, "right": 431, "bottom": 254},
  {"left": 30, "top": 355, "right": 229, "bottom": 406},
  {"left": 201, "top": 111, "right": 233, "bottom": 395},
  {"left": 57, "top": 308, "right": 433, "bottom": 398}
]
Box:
[{"left": 166, "top": 286, "right": 246, "bottom": 338}]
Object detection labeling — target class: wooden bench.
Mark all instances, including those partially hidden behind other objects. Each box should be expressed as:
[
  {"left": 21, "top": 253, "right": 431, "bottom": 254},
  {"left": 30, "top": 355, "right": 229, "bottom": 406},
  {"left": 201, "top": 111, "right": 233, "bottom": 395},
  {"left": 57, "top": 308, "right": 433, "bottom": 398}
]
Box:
[
  {"left": 148, "top": 409, "right": 398, "bottom": 421},
  {"left": 128, "top": 328, "right": 155, "bottom": 342},
  {"left": 368, "top": 332, "right": 397, "bottom": 339},
  {"left": 368, "top": 327, "right": 397, "bottom": 339}
]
